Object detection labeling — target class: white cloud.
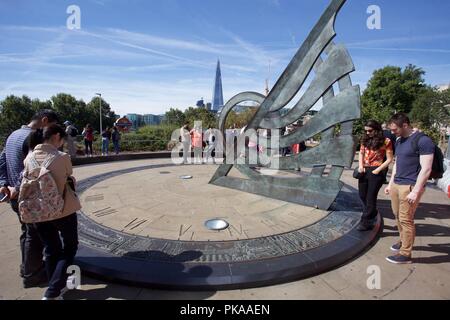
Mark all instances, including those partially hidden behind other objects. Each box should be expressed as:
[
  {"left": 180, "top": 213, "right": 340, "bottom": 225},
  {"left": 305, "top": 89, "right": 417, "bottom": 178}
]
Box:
[
  {"left": 347, "top": 33, "right": 450, "bottom": 47},
  {"left": 348, "top": 46, "right": 450, "bottom": 54},
  {"left": 1, "top": 23, "right": 448, "bottom": 117}
]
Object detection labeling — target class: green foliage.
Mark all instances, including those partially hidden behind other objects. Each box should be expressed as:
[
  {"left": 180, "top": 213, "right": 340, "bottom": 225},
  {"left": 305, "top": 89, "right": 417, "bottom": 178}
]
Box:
[
  {"left": 163, "top": 108, "right": 186, "bottom": 127},
  {"left": 184, "top": 107, "right": 217, "bottom": 129},
  {"left": 163, "top": 107, "right": 218, "bottom": 130},
  {"left": 420, "top": 127, "right": 441, "bottom": 145},
  {"left": 225, "top": 107, "right": 258, "bottom": 129},
  {"left": 359, "top": 64, "right": 426, "bottom": 135},
  {"left": 138, "top": 124, "right": 178, "bottom": 146},
  {"left": 410, "top": 87, "right": 450, "bottom": 129},
  {"left": 90, "top": 125, "right": 178, "bottom": 153},
  {"left": 92, "top": 133, "right": 167, "bottom": 153},
  {"left": 85, "top": 96, "right": 117, "bottom": 132},
  {"left": 0, "top": 95, "right": 56, "bottom": 148},
  {"left": 85, "top": 124, "right": 179, "bottom": 154},
  {"left": 0, "top": 93, "right": 118, "bottom": 148},
  {"left": 0, "top": 95, "right": 37, "bottom": 139}
]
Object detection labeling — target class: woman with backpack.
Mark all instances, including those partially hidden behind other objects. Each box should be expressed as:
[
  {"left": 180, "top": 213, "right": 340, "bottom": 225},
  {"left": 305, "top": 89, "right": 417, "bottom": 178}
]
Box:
[
  {"left": 357, "top": 120, "right": 394, "bottom": 231},
  {"left": 21, "top": 124, "right": 81, "bottom": 300}
]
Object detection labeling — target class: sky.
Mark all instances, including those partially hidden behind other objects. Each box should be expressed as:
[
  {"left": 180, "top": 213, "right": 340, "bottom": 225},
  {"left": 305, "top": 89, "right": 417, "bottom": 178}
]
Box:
[{"left": 0, "top": 0, "right": 449, "bottom": 116}]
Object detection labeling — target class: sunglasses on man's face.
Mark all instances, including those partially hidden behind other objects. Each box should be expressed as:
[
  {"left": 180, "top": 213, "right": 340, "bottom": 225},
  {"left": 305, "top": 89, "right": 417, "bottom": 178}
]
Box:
[{"left": 365, "top": 129, "right": 374, "bottom": 133}]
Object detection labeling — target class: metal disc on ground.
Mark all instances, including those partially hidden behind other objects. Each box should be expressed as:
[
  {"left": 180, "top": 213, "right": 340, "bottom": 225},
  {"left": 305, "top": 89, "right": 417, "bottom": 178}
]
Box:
[{"left": 205, "top": 219, "right": 230, "bottom": 231}]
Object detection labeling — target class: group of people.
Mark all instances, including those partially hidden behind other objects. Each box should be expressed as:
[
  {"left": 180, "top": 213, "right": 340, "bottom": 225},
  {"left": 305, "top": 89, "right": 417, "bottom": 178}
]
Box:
[
  {"left": 180, "top": 124, "right": 218, "bottom": 164},
  {"left": 190, "top": 123, "right": 308, "bottom": 166},
  {"left": 0, "top": 109, "right": 442, "bottom": 302},
  {"left": 100, "top": 126, "right": 121, "bottom": 156},
  {"left": 282, "top": 123, "right": 307, "bottom": 156},
  {"left": 60, "top": 122, "right": 122, "bottom": 158},
  {"left": 357, "top": 113, "right": 437, "bottom": 264},
  {"left": 0, "top": 110, "right": 81, "bottom": 299}
]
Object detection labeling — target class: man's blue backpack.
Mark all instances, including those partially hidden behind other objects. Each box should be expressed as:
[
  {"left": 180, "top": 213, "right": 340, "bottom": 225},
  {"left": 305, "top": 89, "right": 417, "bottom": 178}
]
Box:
[{"left": 411, "top": 133, "right": 445, "bottom": 180}]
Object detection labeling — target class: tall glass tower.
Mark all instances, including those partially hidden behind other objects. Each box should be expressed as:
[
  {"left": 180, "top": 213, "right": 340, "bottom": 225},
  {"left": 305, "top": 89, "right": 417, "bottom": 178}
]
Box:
[{"left": 212, "top": 60, "right": 224, "bottom": 112}]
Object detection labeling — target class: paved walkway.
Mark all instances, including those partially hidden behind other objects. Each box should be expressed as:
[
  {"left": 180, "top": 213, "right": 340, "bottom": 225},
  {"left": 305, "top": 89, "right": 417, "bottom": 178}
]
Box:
[{"left": 0, "top": 159, "right": 449, "bottom": 300}]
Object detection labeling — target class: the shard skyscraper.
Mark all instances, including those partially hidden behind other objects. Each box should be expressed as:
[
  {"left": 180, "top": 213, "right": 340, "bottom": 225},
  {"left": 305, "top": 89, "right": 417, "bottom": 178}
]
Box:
[{"left": 212, "top": 60, "right": 224, "bottom": 112}]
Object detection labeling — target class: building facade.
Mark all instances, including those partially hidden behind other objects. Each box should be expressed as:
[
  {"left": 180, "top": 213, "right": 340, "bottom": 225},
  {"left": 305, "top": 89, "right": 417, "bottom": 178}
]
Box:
[
  {"left": 126, "top": 114, "right": 143, "bottom": 130},
  {"left": 143, "top": 114, "right": 162, "bottom": 126},
  {"left": 126, "top": 113, "right": 164, "bottom": 129}
]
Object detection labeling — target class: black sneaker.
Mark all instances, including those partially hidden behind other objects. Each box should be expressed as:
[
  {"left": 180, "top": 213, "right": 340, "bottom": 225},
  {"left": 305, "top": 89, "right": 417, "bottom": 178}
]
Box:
[
  {"left": 386, "top": 254, "right": 412, "bottom": 264},
  {"left": 23, "top": 271, "right": 48, "bottom": 289},
  {"left": 390, "top": 242, "right": 402, "bottom": 252}
]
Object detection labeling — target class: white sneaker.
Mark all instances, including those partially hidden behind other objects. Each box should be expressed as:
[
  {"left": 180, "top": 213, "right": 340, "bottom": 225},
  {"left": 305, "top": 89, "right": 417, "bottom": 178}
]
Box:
[
  {"left": 42, "top": 296, "right": 63, "bottom": 300},
  {"left": 41, "top": 284, "right": 71, "bottom": 301}
]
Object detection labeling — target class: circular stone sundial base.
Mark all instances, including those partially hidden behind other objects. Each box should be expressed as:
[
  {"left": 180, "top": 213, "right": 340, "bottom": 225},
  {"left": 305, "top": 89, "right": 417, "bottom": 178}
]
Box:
[{"left": 75, "top": 163, "right": 381, "bottom": 290}]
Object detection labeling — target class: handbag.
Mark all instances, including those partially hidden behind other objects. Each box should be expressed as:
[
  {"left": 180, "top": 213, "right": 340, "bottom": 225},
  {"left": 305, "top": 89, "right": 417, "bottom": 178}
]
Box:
[
  {"left": 67, "top": 176, "right": 76, "bottom": 192},
  {"left": 353, "top": 167, "right": 365, "bottom": 180},
  {"left": 353, "top": 145, "right": 366, "bottom": 180}
]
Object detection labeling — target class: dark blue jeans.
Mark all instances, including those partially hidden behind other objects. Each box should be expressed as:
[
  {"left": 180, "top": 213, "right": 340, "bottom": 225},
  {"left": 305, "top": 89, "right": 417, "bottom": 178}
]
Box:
[
  {"left": 113, "top": 140, "right": 120, "bottom": 154},
  {"left": 102, "top": 138, "right": 109, "bottom": 155},
  {"left": 10, "top": 200, "right": 45, "bottom": 283},
  {"left": 34, "top": 213, "right": 79, "bottom": 298}
]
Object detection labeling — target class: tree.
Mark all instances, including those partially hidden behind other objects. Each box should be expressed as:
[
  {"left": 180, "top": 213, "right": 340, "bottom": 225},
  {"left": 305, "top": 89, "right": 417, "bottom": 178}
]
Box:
[
  {"left": 86, "top": 97, "right": 117, "bottom": 132},
  {"left": 184, "top": 107, "right": 217, "bottom": 129},
  {"left": 0, "top": 93, "right": 119, "bottom": 145},
  {"left": 0, "top": 95, "right": 35, "bottom": 139},
  {"left": 359, "top": 64, "right": 426, "bottom": 133},
  {"left": 410, "top": 87, "right": 450, "bottom": 143},
  {"left": 51, "top": 93, "right": 79, "bottom": 121},
  {"left": 225, "top": 107, "right": 258, "bottom": 129},
  {"left": 436, "top": 88, "right": 450, "bottom": 128},
  {"left": 163, "top": 108, "right": 186, "bottom": 127}
]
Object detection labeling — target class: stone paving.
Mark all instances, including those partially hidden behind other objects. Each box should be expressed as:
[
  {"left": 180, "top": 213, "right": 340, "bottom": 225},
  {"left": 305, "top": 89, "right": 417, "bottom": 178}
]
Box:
[{"left": 0, "top": 158, "right": 449, "bottom": 300}]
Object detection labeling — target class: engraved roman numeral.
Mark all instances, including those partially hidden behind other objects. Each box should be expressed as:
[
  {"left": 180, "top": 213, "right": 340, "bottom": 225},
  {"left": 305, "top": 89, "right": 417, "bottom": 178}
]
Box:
[
  {"left": 261, "top": 219, "right": 283, "bottom": 231},
  {"left": 179, "top": 225, "right": 192, "bottom": 237},
  {"left": 85, "top": 194, "right": 104, "bottom": 202},
  {"left": 123, "top": 218, "right": 147, "bottom": 231},
  {"left": 230, "top": 224, "right": 243, "bottom": 235},
  {"left": 95, "top": 208, "right": 118, "bottom": 217}
]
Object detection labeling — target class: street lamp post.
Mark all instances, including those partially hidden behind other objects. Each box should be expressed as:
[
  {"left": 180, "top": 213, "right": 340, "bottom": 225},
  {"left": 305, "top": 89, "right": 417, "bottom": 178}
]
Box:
[{"left": 95, "top": 93, "right": 102, "bottom": 135}]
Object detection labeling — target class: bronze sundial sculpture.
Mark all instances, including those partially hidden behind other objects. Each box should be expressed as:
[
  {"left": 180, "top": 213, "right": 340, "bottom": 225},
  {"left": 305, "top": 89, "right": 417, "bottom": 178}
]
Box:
[
  {"left": 210, "top": 0, "right": 360, "bottom": 211},
  {"left": 75, "top": 0, "right": 380, "bottom": 290}
]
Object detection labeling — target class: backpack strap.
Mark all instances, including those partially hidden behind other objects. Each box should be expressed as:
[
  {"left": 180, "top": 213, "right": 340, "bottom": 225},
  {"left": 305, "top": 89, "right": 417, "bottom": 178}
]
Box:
[
  {"left": 411, "top": 132, "right": 427, "bottom": 156},
  {"left": 27, "top": 154, "right": 41, "bottom": 171},
  {"left": 41, "top": 152, "right": 60, "bottom": 169}
]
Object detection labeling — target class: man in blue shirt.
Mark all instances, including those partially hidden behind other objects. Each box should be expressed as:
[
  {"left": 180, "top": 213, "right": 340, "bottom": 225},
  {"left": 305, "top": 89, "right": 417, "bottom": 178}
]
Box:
[
  {"left": 385, "top": 113, "right": 435, "bottom": 264},
  {"left": 0, "top": 109, "right": 60, "bottom": 287}
]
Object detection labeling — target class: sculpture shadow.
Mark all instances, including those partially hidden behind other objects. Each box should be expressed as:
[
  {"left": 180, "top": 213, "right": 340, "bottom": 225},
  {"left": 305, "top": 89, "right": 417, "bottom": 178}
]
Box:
[
  {"left": 378, "top": 199, "right": 450, "bottom": 222},
  {"left": 67, "top": 250, "right": 216, "bottom": 300},
  {"left": 413, "top": 243, "right": 450, "bottom": 264}
]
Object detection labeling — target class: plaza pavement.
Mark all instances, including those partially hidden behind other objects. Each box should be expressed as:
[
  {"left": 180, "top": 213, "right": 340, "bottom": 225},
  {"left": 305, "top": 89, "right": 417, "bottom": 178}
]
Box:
[{"left": 0, "top": 158, "right": 449, "bottom": 300}]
